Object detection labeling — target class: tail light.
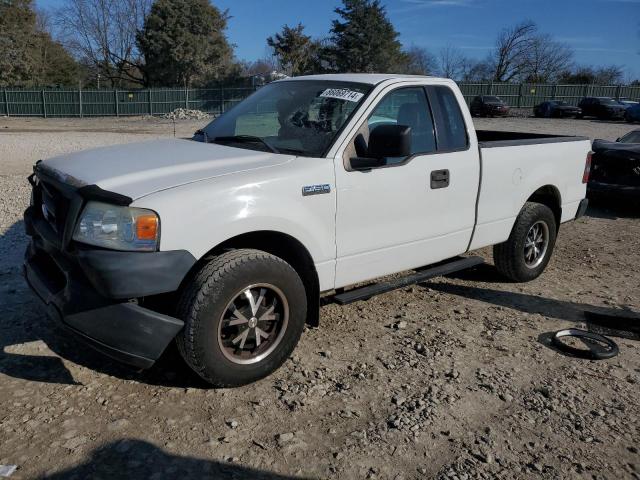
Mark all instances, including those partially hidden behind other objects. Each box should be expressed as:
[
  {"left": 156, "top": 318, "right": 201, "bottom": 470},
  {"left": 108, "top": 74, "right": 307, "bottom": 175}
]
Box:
[{"left": 582, "top": 151, "right": 593, "bottom": 184}]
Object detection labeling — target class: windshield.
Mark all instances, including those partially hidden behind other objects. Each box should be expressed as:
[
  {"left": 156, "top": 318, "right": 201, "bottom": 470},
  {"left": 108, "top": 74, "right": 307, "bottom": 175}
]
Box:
[
  {"left": 199, "top": 80, "right": 372, "bottom": 157},
  {"left": 619, "top": 131, "right": 640, "bottom": 144}
]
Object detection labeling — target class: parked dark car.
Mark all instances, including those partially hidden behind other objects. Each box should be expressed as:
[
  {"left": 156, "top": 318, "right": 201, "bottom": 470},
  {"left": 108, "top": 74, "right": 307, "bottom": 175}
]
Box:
[
  {"left": 533, "top": 101, "right": 582, "bottom": 118},
  {"left": 470, "top": 95, "right": 510, "bottom": 117},
  {"left": 625, "top": 103, "right": 640, "bottom": 123},
  {"left": 617, "top": 99, "right": 639, "bottom": 108},
  {"left": 588, "top": 130, "right": 640, "bottom": 202},
  {"left": 577, "top": 97, "right": 627, "bottom": 120}
]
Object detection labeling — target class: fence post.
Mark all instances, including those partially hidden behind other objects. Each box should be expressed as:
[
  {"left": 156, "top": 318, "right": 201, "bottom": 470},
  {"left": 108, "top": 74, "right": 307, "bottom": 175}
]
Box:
[
  {"left": 42, "top": 90, "right": 47, "bottom": 118},
  {"left": 148, "top": 90, "right": 153, "bottom": 116},
  {"left": 185, "top": 87, "right": 189, "bottom": 109},
  {"left": 517, "top": 83, "right": 523, "bottom": 108},
  {"left": 487, "top": 82, "right": 493, "bottom": 95},
  {"left": 552, "top": 84, "right": 557, "bottom": 100},
  {"left": 220, "top": 86, "right": 225, "bottom": 114},
  {"left": 4, "top": 89, "right": 9, "bottom": 117},
  {"left": 115, "top": 89, "right": 119, "bottom": 117},
  {"left": 615, "top": 85, "right": 621, "bottom": 100},
  {"left": 79, "top": 88, "right": 83, "bottom": 118}
]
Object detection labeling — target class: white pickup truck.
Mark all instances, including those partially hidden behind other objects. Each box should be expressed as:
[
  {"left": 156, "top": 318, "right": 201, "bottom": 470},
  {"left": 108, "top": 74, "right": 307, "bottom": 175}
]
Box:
[{"left": 24, "top": 74, "right": 591, "bottom": 386}]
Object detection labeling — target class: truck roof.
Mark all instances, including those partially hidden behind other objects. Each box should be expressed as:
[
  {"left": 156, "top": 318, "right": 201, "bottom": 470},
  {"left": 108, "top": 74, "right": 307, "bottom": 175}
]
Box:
[{"left": 279, "top": 73, "right": 449, "bottom": 85}]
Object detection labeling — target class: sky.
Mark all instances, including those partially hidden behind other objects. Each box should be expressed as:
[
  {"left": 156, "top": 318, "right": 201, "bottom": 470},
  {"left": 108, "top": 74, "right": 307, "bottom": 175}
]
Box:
[{"left": 36, "top": 0, "right": 640, "bottom": 80}]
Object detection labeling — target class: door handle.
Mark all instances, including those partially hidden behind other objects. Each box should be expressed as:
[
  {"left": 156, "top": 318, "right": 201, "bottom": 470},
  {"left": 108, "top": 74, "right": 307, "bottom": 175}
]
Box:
[{"left": 430, "top": 169, "right": 450, "bottom": 189}]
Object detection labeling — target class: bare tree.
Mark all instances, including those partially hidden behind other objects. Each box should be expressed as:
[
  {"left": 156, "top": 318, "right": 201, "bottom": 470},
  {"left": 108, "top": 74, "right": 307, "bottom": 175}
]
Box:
[
  {"left": 521, "top": 34, "right": 573, "bottom": 82},
  {"left": 438, "top": 45, "right": 467, "bottom": 80},
  {"left": 55, "top": 0, "right": 151, "bottom": 86},
  {"left": 403, "top": 45, "right": 437, "bottom": 75},
  {"left": 490, "top": 20, "right": 537, "bottom": 82},
  {"left": 460, "top": 58, "right": 493, "bottom": 82}
]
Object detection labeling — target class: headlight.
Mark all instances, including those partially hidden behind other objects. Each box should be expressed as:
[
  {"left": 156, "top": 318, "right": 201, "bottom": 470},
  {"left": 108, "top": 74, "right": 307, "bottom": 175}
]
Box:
[{"left": 73, "top": 201, "right": 159, "bottom": 252}]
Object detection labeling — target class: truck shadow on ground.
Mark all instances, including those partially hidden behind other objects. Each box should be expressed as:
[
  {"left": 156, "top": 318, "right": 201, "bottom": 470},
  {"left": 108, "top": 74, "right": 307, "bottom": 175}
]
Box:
[
  {"left": 39, "top": 439, "right": 308, "bottom": 480},
  {"left": 426, "top": 281, "right": 639, "bottom": 355},
  {"left": 427, "top": 281, "right": 638, "bottom": 324}
]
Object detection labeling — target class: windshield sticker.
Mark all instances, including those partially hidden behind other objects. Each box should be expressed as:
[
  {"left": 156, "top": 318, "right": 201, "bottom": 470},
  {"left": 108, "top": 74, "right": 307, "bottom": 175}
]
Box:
[{"left": 320, "top": 89, "right": 365, "bottom": 103}]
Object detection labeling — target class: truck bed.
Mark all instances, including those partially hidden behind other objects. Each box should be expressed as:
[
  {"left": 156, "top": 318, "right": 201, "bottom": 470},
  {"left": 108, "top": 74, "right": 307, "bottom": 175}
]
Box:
[
  {"left": 469, "top": 130, "right": 591, "bottom": 252},
  {"left": 477, "top": 130, "right": 589, "bottom": 147}
]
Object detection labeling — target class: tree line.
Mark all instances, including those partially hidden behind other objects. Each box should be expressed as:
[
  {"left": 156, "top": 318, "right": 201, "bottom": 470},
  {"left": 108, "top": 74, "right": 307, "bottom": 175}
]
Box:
[{"left": 0, "top": 0, "right": 634, "bottom": 88}]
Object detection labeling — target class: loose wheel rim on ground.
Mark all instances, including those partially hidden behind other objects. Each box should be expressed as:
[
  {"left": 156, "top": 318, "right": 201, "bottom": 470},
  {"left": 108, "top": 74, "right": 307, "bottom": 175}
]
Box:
[
  {"left": 524, "top": 220, "right": 549, "bottom": 269},
  {"left": 217, "top": 283, "right": 289, "bottom": 365}
]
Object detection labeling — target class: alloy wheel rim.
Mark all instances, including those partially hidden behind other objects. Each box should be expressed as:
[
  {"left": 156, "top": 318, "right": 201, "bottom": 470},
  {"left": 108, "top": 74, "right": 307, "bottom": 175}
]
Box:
[
  {"left": 524, "top": 220, "right": 549, "bottom": 269},
  {"left": 217, "top": 283, "right": 289, "bottom": 365}
]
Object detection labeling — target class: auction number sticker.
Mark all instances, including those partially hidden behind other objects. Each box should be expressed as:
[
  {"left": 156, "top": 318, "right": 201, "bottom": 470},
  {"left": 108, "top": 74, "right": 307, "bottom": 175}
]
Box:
[{"left": 320, "top": 89, "right": 365, "bottom": 102}]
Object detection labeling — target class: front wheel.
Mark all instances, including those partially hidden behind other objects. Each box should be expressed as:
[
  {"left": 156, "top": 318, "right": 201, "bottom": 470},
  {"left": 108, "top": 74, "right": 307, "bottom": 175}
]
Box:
[
  {"left": 176, "top": 249, "right": 307, "bottom": 387},
  {"left": 493, "top": 202, "right": 557, "bottom": 282}
]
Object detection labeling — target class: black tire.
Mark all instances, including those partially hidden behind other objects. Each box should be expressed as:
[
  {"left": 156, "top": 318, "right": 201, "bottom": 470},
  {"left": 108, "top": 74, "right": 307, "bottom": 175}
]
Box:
[
  {"left": 176, "top": 249, "right": 307, "bottom": 387},
  {"left": 493, "top": 202, "right": 557, "bottom": 282}
]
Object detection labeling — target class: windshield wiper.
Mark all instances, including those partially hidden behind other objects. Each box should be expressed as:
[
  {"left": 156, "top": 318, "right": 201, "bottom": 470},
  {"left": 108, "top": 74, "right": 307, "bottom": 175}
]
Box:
[
  {"left": 213, "top": 135, "right": 280, "bottom": 154},
  {"left": 276, "top": 147, "right": 307, "bottom": 156}
]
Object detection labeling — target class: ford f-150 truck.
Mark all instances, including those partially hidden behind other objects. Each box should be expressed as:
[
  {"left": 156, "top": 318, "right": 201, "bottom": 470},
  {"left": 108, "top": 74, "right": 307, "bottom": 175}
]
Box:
[{"left": 24, "top": 74, "right": 591, "bottom": 386}]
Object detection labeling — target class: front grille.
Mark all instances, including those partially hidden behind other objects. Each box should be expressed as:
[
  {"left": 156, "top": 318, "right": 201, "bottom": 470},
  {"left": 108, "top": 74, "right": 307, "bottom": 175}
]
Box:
[
  {"left": 32, "top": 174, "right": 72, "bottom": 237},
  {"left": 31, "top": 249, "right": 67, "bottom": 294}
]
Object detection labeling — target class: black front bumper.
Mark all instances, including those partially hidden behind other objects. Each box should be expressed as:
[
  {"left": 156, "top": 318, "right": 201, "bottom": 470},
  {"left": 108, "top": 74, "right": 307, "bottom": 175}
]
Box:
[{"left": 24, "top": 202, "right": 196, "bottom": 369}]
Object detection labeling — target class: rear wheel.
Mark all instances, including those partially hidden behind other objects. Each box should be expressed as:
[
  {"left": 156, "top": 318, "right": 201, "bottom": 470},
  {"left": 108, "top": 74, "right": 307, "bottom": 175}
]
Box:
[
  {"left": 176, "top": 249, "right": 307, "bottom": 387},
  {"left": 493, "top": 202, "right": 557, "bottom": 282}
]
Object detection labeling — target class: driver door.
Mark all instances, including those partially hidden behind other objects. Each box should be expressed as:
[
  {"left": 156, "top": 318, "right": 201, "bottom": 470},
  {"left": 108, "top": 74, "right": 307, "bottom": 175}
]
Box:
[{"left": 334, "top": 85, "right": 478, "bottom": 288}]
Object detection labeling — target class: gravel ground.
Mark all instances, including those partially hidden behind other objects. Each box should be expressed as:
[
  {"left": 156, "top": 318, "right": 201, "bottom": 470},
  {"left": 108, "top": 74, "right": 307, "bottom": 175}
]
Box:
[{"left": 1, "top": 116, "right": 639, "bottom": 479}]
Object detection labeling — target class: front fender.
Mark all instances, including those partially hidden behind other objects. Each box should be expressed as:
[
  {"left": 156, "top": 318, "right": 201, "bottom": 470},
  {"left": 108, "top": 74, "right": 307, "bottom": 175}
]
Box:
[{"left": 133, "top": 157, "right": 337, "bottom": 290}]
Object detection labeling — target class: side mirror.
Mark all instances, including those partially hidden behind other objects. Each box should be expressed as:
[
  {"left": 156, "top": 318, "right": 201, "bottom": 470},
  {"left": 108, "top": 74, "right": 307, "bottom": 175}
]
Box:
[
  {"left": 368, "top": 124, "right": 412, "bottom": 159},
  {"left": 616, "top": 137, "right": 621, "bottom": 142},
  {"left": 349, "top": 124, "right": 412, "bottom": 171}
]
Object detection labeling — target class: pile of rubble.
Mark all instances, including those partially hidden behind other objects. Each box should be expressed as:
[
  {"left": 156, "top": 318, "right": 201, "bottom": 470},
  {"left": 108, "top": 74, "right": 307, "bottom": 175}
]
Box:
[{"left": 161, "top": 108, "right": 210, "bottom": 120}]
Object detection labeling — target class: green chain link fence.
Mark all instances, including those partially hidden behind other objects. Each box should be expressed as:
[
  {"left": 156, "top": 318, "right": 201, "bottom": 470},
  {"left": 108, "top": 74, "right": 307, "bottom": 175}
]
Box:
[
  {"left": 0, "top": 87, "right": 257, "bottom": 117},
  {"left": 1, "top": 83, "right": 639, "bottom": 117}
]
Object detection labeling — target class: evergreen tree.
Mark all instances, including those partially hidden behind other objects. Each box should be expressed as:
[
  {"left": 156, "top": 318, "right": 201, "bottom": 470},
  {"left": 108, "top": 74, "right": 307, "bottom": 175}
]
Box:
[
  {"left": 137, "top": 0, "right": 235, "bottom": 87},
  {"left": 267, "top": 24, "right": 318, "bottom": 76},
  {"left": 327, "top": 0, "right": 406, "bottom": 73},
  {"left": 0, "top": 0, "right": 79, "bottom": 86},
  {"left": 0, "top": 0, "right": 39, "bottom": 86}
]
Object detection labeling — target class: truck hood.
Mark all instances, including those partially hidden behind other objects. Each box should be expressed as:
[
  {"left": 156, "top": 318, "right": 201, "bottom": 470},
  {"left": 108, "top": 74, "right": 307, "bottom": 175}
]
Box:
[{"left": 41, "top": 138, "right": 294, "bottom": 200}]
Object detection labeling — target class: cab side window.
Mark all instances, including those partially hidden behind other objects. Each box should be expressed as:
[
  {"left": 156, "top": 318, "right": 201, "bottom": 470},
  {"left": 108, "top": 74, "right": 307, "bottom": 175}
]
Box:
[
  {"left": 367, "top": 87, "right": 436, "bottom": 163},
  {"left": 429, "top": 86, "right": 469, "bottom": 151}
]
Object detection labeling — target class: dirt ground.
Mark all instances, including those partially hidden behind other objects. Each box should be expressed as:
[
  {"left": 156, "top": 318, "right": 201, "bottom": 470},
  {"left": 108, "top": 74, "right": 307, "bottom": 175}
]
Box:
[{"left": 1, "top": 115, "right": 639, "bottom": 480}]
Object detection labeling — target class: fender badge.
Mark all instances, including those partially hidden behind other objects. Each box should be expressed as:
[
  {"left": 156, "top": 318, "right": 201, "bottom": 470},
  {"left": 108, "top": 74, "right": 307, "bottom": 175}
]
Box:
[{"left": 302, "top": 184, "right": 331, "bottom": 196}]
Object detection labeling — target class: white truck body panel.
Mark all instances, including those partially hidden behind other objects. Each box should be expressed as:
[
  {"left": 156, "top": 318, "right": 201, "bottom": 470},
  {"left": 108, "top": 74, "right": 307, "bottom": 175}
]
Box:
[
  {"left": 43, "top": 138, "right": 293, "bottom": 200},
  {"left": 134, "top": 156, "right": 338, "bottom": 291},
  {"left": 331, "top": 79, "right": 480, "bottom": 287},
  {"left": 470, "top": 139, "right": 590, "bottom": 250}
]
